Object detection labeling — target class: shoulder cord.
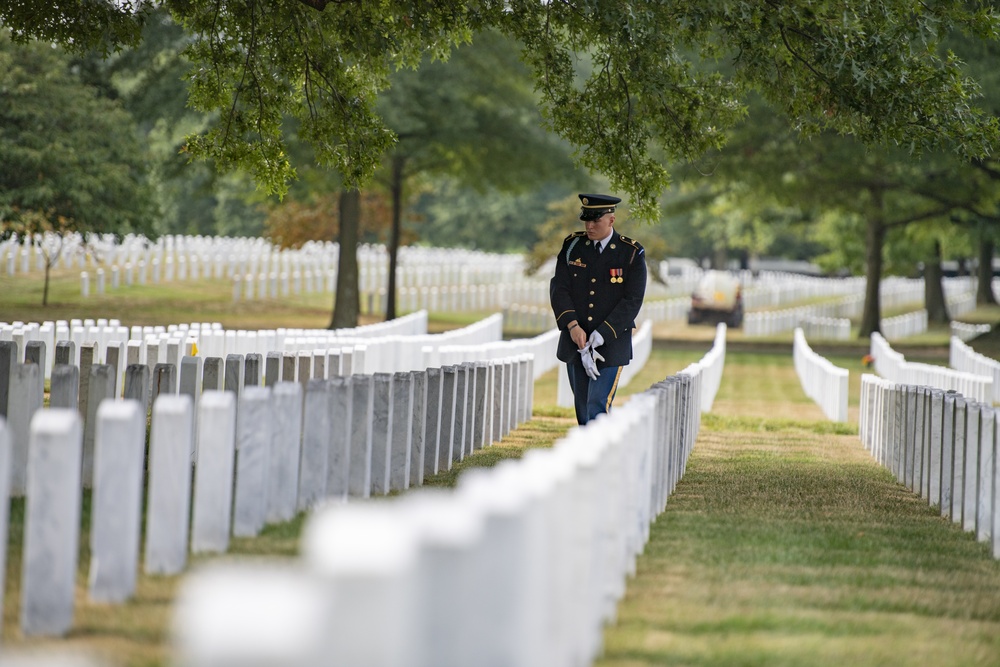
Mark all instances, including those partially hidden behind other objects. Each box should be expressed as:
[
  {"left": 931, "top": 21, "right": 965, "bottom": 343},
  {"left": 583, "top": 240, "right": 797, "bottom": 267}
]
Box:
[{"left": 566, "top": 236, "right": 581, "bottom": 265}]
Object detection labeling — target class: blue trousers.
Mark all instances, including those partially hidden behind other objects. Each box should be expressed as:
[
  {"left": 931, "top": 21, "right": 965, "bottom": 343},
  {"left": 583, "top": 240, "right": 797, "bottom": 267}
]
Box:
[{"left": 566, "top": 363, "right": 623, "bottom": 425}]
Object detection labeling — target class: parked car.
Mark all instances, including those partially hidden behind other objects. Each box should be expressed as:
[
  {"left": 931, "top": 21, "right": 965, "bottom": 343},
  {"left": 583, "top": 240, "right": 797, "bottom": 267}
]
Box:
[{"left": 687, "top": 270, "right": 743, "bottom": 327}]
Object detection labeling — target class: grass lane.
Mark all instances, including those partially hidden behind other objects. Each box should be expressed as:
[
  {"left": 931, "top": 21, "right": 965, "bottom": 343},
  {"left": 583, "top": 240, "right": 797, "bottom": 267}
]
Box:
[{"left": 597, "top": 360, "right": 1000, "bottom": 667}]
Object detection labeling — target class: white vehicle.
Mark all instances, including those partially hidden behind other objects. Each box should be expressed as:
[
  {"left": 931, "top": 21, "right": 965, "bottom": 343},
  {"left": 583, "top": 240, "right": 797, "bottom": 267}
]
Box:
[{"left": 688, "top": 270, "right": 743, "bottom": 327}]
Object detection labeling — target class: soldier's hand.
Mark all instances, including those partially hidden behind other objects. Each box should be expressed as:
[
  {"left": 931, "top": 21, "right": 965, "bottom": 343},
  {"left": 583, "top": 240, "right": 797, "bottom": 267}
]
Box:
[{"left": 570, "top": 323, "right": 588, "bottom": 349}]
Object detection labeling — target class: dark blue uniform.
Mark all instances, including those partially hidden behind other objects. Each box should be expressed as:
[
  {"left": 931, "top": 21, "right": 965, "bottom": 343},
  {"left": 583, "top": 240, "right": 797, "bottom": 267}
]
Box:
[{"left": 550, "top": 229, "right": 646, "bottom": 423}]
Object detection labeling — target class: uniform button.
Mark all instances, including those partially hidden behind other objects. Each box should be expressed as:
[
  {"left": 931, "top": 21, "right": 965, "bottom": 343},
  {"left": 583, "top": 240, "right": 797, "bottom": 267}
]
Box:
[
  {"left": 589, "top": 304, "right": 594, "bottom": 308},
  {"left": 591, "top": 278, "right": 596, "bottom": 283},
  {"left": 589, "top": 290, "right": 595, "bottom": 295},
  {"left": 587, "top": 316, "right": 593, "bottom": 322}
]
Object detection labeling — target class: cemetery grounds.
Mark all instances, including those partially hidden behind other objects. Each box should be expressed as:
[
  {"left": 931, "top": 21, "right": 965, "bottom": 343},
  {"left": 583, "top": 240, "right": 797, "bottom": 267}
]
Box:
[{"left": 3, "top": 268, "right": 1000, "bottom": 666}]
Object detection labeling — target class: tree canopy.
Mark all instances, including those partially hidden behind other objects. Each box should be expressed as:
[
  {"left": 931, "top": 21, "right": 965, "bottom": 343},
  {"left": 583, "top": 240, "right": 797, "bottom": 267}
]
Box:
[
  {"left": 4, "top": 1, "right": 998, "bottom": 223},
  {"left": 0, "top": 32, "right": 156, "bottom": 236}
]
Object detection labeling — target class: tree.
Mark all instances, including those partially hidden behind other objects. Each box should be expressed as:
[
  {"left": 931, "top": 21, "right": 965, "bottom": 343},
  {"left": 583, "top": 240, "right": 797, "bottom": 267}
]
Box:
[
  {"left": 332, "top": 189, "right": 361, "bottom": 328},
  {"left": 376, "top": 29, "right": 581, "bottom": 319},
  {"left": 95, "top": 7, "right": 267, "bottom": 237},
  {"left": 4, "top": 1, "right": 997, "bottom": 225},
  {"left": 672, "top": 74, "right": 1000, "bottom": 337},
  {"left": 0, "top": 32, "right": 156, "bottom": 304}
]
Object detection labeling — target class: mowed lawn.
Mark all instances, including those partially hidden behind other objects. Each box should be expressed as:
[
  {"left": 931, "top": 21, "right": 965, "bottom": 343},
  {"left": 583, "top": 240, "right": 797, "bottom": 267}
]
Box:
[{"left": 597, "top": 351, "right": 1000, "bottom": 667}]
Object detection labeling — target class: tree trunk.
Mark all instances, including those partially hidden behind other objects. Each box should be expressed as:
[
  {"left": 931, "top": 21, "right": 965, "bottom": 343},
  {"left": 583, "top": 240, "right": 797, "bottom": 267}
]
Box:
[
  {"left": 925, "top": 239, "right": 949, "bottom": 324},
  {"left": 386, "top": 155, "right": 406, "bottom": 321},
  {"left": 858, "top": 214, "right": 885, "bottom": 338},
  {"left": 43, "top": 261, "right": 51, "bottom": 307},
  {"left": 977, "top": 236, "right": 997, "bottom": 305},
  {"left": 712, "top": 245, "right": 728, "bottom": 270},
  {"left": 330, "top": 188, "right": 361, "bottom": 329}
]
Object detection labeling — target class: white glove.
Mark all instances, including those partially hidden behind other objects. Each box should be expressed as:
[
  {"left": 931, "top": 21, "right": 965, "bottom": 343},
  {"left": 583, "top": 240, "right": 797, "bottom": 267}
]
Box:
[
  {"left": 589, "top": 330, "right": 604, "bottom": 349},
  {"left": 579, "top": 344, "right": 600, "bottom": 380},
  {"left": 591, "top": 346, "right": 605, "bottom": 365}
]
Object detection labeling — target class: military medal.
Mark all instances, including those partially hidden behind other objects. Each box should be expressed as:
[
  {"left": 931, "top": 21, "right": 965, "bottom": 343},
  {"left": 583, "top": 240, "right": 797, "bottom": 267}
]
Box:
[{"left": 610, "top": 268, "right": 623, "bottom": 283}]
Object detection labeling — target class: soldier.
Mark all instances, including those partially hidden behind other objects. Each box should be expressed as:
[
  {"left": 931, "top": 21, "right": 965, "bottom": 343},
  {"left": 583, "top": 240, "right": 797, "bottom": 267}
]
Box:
[{"left": 550, "top": 193, "right": 647, "bottom": 425}]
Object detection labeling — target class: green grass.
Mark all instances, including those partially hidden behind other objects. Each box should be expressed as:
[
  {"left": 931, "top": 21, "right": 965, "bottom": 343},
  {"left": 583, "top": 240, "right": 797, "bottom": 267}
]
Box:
[{"left": 596, "top": 366, "right": 1000, "bottom": 667}]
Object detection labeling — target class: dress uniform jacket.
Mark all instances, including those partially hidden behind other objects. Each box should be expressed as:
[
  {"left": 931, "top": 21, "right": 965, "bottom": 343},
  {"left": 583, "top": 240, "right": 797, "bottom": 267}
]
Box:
[{"left": 550, "top": 229, "right": 647, "bottom": 368}]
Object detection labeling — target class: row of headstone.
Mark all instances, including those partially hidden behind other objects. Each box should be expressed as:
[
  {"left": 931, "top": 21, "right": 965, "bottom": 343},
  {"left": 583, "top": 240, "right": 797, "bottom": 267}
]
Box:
[
  {"left": 172, "top": 361, "right": 712, "bottom": 667},
  {"left": 684, "top": 322, "right": 727, "bottom": 414},
  {"left": 952, "top": 321, "right": 992, "bottom": 342},
  {"left": 792, "top": 328, "right": 849, "bottom": 422},
  {"left": 230, "top": 269, "right": 333, "bottom": 301},
  {"left": 743, "top": 295, "right": 863, "bottom": 338},
  {"left": 12, "top": 351, "right": 535, "bottom": 638},
  {"left": 1, "top": 309, "right": 499, "bottom": 377},
  {"left": 741, "top": 276, "right": 980, "bottom": 338},
  {"left": 23, "top": 231, "right": 541, "bottom": 292},
  {"left": 433, "top": 329, "right": 560, "bottom": 381},
  {"left": 870, "top": 332, "right": 992, "bottom": 402},
  {"left": 950, "top": 335, "right": 1000, "bottom": 403},
  {"left": 741, "top": 274, "right": 866, "bottom": 311},
  {"left": 881, "top": 309, "right": 928, "bottom": 341},
  {"left": 798, "top": 315, "right": 851, "bottom": 341},
  {"left": 0, "top": 340, "right": 394, "bottom": 494},
  {"left": 859, "top": 375, "right": 1000, "bottom": 560}
]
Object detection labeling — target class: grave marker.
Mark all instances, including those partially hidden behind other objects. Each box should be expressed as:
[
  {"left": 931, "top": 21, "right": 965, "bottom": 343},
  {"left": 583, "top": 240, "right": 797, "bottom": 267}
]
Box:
[
  {"left": 191, "top": 391, "right": 238, "bottom": 554},
  {"left": 371, "top": 373, "right": 394, "bottom": 496},
  {"left": 267, "top": 383, "right": 303, "bottom": 523},
  {"left": 408, "top": 370, "right": 427, "bottom": 488},
  {"left": 437, "top": 367, "right": 457, "bottom": 472},
  {"left": 203, "top": 357, "right": 224, "bottom": 393},
  {"left": 89, "top": 400, "right": 145, "bottom": 603},
  {"left": 21, "top": 409, "right": 83, "bottom": 636},
  {"left": 123, "top": 364, "right": 151, "bottom": 416},
  {"left": 54, "top": 340, "right": 75, "bottom": 367},
  {"left": 49, "top": 365, "right": 80, "bottom": 411},
  {"left": 326, "top": 376, "right": 352, "bottom": 501},
  {"left": 82, "top": 364, "right": 116, "bottom": 488},
  {"left": 389, "top": 372, "right": 414, "bottom": 493},
  {"left": 423, "top": 368, "right": 443, "bottom": 478},
  {"left": 245, "top": 353, "right": 262, "bottom": 387},
  {"left": 145, "top": 395, "right": 194, "bottom": 575},
  {"left": 233, "top": 387, "right": 272, "bottom": 538},
  {"left": 225, "top": 354, "right": 244, "bottom": 396},
  {"left": 0, "top": 420, "right": 10, "bottom": 636},
  {"left": 9, "top": 363, "right": 44, "bottom": 496},
  {"left": 348, "top": 375, "right": 374, "bottom": 498},
  {"left": 298, "top": 379, "right": 332, "bottom": 510}
]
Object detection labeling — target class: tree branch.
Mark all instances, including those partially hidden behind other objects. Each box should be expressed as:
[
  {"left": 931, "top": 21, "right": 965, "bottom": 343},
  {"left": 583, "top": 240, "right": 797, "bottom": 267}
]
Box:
[{"left": 295, "top": 0, "right": 356, "bottom": 11}]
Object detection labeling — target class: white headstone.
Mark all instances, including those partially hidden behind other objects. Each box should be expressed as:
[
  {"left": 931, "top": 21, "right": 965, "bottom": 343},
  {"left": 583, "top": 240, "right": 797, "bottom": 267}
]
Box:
[
  {"left": 191, "top": 391, "right": 238, "bottom": 554},
  {"left": 298, "top": 380, "right": 331, "bottom": 511},
  {"left": 302, "top": 503, "right": 419, "bottom": 667},
  {"left": 144, "top": 394, "right": 194, "bottom": 575},
  {"left": 0, "top": 419, "right": 12, "bottom": 637},
  {"left": 266, "top": 383, "right": 302, "bottom": 523},
  {"left": 233, "top": 387, "right": 272, "bottom": 538},
  {"left": 21, "top": 409, "right": 83, "bottom": 636},
  {"left": 89, "top": 400, "right": 146, "bottom": 603}
]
